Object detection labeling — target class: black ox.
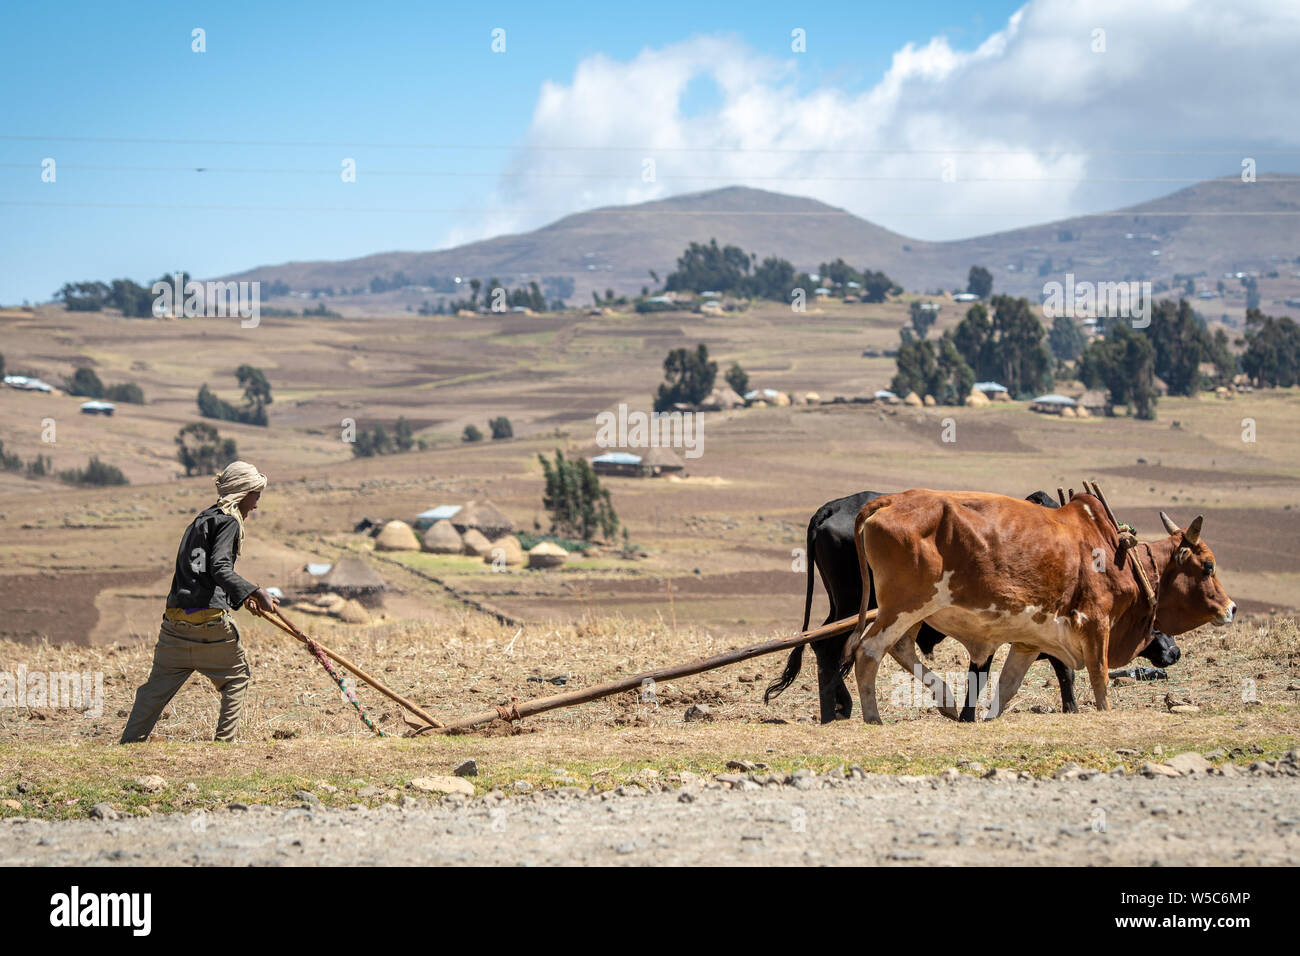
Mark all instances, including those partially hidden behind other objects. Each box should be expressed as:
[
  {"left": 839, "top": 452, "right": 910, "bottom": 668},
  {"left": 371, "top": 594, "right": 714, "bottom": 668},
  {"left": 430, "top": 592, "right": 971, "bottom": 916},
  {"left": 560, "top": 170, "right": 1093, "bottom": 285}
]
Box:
[{"left": 764, "top": 489, "right": 1182, "bottom": 722}]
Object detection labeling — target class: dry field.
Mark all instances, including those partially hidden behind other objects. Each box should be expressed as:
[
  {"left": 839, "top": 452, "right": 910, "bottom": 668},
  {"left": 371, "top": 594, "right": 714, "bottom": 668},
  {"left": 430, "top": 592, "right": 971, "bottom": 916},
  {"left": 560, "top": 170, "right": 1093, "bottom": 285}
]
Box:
[{"left": 1, "top": 301, "right": 1298, "bottom": 823}]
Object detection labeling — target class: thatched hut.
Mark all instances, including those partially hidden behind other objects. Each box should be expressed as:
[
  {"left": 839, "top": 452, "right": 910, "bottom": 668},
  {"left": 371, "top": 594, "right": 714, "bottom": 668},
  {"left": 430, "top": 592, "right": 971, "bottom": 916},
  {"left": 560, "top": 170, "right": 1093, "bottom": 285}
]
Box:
[
  {"left": 318, "top": 557, "right": 387, "bottom": 608},
  {"left": 375, "top": 520, "right": 420, "bottom": 551},
  {"left": 461, "top": 528, "right": 494, "bottom": 557},
  {"left": 452, "top": 500, "right": 515, "bottom": 540},
  {"left": 528, "top": 541, "right": 568, "bottom": 569},
  {"left": 642, "top": 446, "right": 686, "bottom": 477},
  {"left": 486, "top": 535, "right": 525, "bottom": 566},
  {"left": 421, "top": 520, "right": 463, "bottom": 554}
]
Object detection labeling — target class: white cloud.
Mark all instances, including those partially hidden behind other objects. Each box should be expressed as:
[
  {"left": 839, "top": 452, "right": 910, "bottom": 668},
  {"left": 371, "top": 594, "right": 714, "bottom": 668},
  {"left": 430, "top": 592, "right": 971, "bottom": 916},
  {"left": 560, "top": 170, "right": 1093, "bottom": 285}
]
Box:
[{"left": 445, "top": 0, "right": 1300, "bottom": 247}]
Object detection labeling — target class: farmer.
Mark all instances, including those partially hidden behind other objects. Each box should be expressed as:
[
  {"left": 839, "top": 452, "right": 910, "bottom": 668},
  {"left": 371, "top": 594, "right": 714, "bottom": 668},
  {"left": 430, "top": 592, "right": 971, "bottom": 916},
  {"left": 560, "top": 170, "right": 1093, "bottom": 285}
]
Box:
[{"left": 120, "top": 460, "right": 279, "bottom": 743}]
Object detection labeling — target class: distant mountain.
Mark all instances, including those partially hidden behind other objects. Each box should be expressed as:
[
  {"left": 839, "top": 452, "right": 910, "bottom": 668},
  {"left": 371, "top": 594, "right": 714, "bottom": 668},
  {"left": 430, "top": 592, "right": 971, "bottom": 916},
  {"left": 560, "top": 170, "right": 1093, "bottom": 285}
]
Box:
[{"left": 223, "top": 176, "right": 1300, "bottom": 312}]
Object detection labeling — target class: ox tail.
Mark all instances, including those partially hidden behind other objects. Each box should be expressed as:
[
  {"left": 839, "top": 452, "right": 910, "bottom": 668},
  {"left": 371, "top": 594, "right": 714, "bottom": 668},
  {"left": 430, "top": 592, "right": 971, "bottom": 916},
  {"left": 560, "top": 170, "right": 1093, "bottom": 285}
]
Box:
[
  {"left": 763, "top": 644, "right": 805, "bottom": 704},
  {"left": 764, "top": 517, "right": 819, "bottom": 704},
  {"left": 841, "top": 499, "right": 888, "bottom": 667}
]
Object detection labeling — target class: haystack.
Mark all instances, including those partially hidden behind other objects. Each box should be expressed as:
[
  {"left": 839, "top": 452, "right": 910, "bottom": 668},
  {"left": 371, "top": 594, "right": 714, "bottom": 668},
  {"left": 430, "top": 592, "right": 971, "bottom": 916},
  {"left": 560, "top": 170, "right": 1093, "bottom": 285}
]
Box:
[
  {"left": 966, "top": 389, "right": 990, "bottom": 407},
  {"left": 461, "top": 528, "right": 493, "bottom": 556},
  {"left": 453, "top": 500, "right": 516, "bottom": 540},
  {"left": 375, "top": 520, "right": 420, "bottom": 551},
  {"left": 485, "top": 535, "right": 525, "bottom": 566},
  {"left": 903, "top": 391, "right": 923, "bottom": 407},
  {"left": 528, "top": 541, "right": 568, "bottom": 569},
  {"left": 333, "top": 599, "right": 370, "bottom": 624},
  {"left": 922, "top": 394, "right": 936, "bottom": 407},
  {"left": 313, "top": 592, "right": 346, "bottom": 612},
  {"left": 803, "top": 392, "right": 821, "bottom": 404},
  {"left": 421, "top": 520, "right": 463, "bottom": 554}
]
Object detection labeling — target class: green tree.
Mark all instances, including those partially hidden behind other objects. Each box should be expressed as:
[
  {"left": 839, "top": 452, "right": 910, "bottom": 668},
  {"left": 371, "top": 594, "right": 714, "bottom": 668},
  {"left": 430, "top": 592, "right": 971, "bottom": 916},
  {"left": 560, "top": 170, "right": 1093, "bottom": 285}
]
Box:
[
  {"left": 724, "top": 362, "right": 749, "bottom": 396},
  {"left": 1048, "top": 314, "right": 1087, "bottom": 363},
  {"left": 953, "top": 297, "right": 1051, "bottom": 395},
  {"left": 1148, "top": 298, "right": 1214, "bottom": 396},
  {"left": 235, "top": 365, "right": 273, "bottom": 409},
  {"left": 953, "top": 303, "right": 992, "bottom": 371},
  {"left": 538, "top": 450, "right": 619, "bottom": 541},
  {"left": 909, "top": 301, "right": 938, "bottom": 340},
  {"left": 1208, "top": 328, "right": 1237, "bottom": 385},
  {"left": 56, "top": 281, "right": 110, "bottom": 312},
  {"left": 103, "top": 382, "right": 145, "bottom": 404},
  {"left": 967, "top": 265, "right": 993, "bottom": 300},
  {"left": 175, "top": 422, "right": 238, "bottom": 477},
  {"left": 58, "top": 456, "right": 129, "bottom": 485},
  {"left": 1079, "top": 324, "right": 1158, "bottom": 419},
  {"left": 654, "top": 343, "right": 717, "bottom": 411},
  {"left": 890, "top": 337, "right": 941, "bottom": 398},
  {"left": 748, "top": 256, "right": 797, "bottom": 300},
  {"left": 663, "top": 239, "right": 752, "bottom": 294},
  {"left": 860, "top": 270, "right": 898, "bottom": 303},
  {"left": 936, "top": 331, "right": 975, "bottom": 404},
  {"left": 489, "top": 416, "right": 513, "bottom": 440},
  {"left": 394, "top": 416, "right": 415, "bottom": 451},
  {"left": 462, "top": 424, "right": 484, "bottom": 442},
  {"left": 66, "top": 367, "right": 104, "bottom": 398},
  {"left": 1239, "top": 308, "right": 1300, "bottom": 387}
]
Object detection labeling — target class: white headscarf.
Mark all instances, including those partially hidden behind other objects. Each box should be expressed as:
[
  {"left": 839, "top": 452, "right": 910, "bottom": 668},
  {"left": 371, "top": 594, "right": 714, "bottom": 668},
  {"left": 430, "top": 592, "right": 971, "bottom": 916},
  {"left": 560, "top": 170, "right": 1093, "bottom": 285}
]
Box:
[{"left": 214, "top": 460, "right": 267, "bottom": 545}]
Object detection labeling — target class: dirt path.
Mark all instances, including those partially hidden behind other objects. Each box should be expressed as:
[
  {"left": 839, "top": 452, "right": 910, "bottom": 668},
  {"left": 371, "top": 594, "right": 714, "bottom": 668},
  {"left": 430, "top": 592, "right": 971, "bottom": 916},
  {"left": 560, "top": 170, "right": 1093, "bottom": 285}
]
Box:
[{"left": 4, "top": 769, "right": 1297, "bottom": 866}]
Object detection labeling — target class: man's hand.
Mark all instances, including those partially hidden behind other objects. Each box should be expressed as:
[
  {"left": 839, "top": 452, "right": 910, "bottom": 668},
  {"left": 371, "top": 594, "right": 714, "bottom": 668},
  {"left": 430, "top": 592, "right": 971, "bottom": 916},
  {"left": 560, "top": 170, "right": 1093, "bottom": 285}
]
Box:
[{"left": 246, "top": 588, "right": 280, "bottom": 617}]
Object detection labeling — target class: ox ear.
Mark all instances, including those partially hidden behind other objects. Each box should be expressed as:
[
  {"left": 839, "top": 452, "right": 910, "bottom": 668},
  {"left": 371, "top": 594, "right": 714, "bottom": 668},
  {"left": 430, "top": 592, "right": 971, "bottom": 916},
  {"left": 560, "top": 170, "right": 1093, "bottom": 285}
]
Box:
[
  {"left": 1185, "top": 515, "right": 1203, "bottom": 546},
  {"left": 1159, "top": 511, "right": 1180, "bottom": 535}
]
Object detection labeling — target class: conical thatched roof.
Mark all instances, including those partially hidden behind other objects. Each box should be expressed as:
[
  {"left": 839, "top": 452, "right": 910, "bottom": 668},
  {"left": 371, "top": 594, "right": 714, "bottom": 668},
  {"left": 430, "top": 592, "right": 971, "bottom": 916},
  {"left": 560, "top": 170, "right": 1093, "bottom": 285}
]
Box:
[
  {"left": 375, "top": 520, "right": 420, "bottom": 551},
  {"left": 528, "top": 541, "right": 568, "bottom": 569},
  {"left": 421, "top": 520, "right": 463, "bottom": 554},
  {"left": 452, "top": 500, "right": 515, "bottom": 539},
  {"left": 486, "top": 535, "right": 525, "bottom": 566},
  {"left": 643, "top": 446, "right": 686, "bottom": 470},
  {"left": 461, "top": 527, "right": 493, "bottom": 556},
  {"left": 320, "top": 557, "right": 386, "bottom": 592}
]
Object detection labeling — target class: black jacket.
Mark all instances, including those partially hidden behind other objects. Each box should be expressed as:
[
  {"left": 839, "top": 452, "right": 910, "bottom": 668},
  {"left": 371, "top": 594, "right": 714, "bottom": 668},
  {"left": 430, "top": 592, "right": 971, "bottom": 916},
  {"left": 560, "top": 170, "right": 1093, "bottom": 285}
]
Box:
[{"left": 165, "top": 506, "right": 258, "bottom": 611}]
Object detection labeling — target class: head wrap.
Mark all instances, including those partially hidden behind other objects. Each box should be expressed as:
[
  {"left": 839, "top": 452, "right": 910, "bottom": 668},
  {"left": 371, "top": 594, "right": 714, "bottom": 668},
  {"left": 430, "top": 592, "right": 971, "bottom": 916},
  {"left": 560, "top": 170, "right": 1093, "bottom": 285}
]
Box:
[{"left": 214, "top": 460, "right": 267, "bottom": 545}]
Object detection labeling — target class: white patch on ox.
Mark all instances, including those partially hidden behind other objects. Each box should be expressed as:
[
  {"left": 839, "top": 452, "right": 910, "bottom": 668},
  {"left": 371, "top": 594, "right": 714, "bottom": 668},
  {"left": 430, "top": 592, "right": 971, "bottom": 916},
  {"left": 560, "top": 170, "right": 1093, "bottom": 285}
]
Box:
[{"left": 924, "top": 601, "right": 1086, "bottom": 670}]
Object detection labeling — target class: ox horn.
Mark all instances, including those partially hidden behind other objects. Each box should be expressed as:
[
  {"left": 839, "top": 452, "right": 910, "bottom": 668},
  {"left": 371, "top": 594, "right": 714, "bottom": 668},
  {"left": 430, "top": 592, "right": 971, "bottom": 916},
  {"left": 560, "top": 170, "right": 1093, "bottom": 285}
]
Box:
[
  {"left": 1159, "top": 511, "right": 1180, "bottom": 535},
  {"left": 1185, "top": 515, "right": 1203, "bottom": 545}
]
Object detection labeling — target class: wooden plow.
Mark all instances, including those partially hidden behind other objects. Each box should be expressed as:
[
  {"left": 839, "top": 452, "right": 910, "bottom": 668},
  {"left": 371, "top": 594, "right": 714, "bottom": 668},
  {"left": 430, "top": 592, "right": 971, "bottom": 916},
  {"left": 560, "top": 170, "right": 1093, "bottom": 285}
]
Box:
[{"left": 255, "top": 603, "right": 873, "bottom": 737}]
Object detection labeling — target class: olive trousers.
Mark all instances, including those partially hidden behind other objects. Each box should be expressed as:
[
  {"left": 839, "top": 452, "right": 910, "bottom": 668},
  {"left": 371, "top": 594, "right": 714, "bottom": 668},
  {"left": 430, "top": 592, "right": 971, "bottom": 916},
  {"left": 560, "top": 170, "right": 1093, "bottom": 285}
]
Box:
[{"left": 120, "top": 614, "right": 250, "bottom": 743}]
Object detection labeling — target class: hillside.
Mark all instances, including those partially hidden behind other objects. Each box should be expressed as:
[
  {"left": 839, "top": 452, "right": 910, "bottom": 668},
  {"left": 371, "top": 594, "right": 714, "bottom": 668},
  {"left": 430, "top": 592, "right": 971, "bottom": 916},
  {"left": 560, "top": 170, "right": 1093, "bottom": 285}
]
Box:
[{"left": 223, "top": 176, "right": 1300, "bottom": 314}]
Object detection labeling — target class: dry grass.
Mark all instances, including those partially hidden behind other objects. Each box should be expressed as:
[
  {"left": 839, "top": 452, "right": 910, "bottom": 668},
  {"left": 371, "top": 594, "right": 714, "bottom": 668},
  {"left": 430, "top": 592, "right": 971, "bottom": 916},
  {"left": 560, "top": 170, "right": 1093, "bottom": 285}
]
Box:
[{"left": 2, "top": 613, "right": 1297, "bottom": 819}]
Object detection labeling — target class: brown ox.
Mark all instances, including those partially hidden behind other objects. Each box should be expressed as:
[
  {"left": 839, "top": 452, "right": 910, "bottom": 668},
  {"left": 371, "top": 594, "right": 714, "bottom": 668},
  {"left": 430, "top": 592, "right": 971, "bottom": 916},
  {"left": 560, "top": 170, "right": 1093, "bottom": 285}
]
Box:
[{"left": 841, "top": 489, "right": 1235, "bottom": 723}]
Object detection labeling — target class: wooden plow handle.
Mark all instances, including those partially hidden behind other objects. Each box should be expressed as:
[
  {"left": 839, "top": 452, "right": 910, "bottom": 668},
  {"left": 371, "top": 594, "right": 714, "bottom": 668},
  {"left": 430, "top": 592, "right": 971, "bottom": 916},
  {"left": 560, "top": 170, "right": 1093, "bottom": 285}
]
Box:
[
  {"left": 248, "top": 603, "right": 444, "bottom": 730},
  {"left": 413, "top": 610, "right": 874, "bottom": 736}
]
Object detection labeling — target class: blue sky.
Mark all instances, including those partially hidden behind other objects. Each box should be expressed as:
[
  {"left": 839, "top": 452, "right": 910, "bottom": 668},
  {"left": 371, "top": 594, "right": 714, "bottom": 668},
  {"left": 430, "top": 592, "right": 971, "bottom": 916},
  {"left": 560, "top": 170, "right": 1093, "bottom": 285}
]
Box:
[{"left": 1, "top": 0, "right": 1296, "bottom": 303}]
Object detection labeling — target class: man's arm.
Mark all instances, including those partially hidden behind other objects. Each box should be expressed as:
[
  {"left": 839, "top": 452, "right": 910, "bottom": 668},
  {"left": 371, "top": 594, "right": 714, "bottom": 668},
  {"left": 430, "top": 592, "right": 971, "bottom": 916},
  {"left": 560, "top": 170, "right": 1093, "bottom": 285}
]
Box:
[{"left": 209, "top": 516, "right": 260, "bottom": 609}]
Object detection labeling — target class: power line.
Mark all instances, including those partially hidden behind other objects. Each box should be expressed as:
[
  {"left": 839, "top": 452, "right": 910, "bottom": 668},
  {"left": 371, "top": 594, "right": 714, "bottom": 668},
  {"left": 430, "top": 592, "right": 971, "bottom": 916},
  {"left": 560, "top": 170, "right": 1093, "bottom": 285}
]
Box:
[
  {"left": 3, "top": 133, "right": 1300, "bottom": 157},
  {"left": 2, "top": 199, "right": 1297, "bottom": 217},
  {"left": 2, "top": 161, "right": 1297, "bottom": 185}
]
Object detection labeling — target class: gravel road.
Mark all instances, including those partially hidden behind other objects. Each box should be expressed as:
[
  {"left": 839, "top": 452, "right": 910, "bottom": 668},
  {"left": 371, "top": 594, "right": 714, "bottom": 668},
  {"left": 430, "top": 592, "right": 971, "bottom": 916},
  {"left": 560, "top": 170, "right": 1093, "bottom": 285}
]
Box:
[{"left": 3, "top": 764, "right": 1298, "bottom": 866}]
